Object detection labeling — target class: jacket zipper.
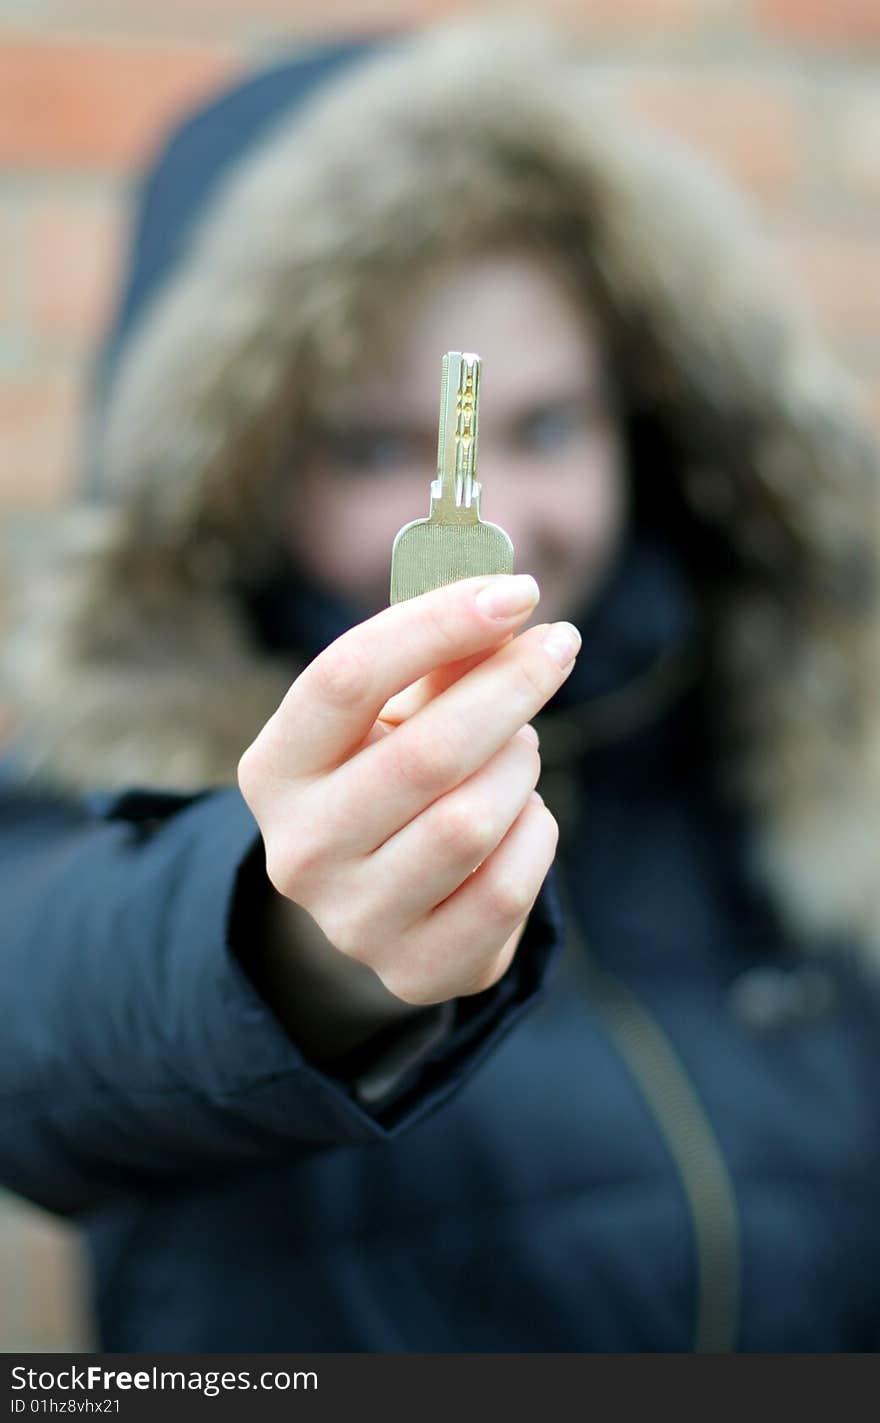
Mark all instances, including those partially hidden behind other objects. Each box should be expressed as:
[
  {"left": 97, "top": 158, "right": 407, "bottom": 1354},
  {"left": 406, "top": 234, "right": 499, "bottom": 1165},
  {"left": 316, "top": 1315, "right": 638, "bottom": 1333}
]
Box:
[{"left": 556, "top": 871, "right": 742, "bottom": 1353}]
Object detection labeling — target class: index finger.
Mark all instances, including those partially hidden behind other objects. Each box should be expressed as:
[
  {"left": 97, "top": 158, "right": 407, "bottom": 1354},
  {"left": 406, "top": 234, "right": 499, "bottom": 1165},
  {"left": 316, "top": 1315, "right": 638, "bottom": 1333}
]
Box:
[{"left": 266, "top": 573, "right": 540, "bottom": 777}]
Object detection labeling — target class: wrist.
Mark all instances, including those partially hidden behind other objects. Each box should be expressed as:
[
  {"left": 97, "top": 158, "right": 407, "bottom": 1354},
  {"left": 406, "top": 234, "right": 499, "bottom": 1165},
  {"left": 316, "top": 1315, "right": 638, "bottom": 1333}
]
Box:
[{"left": 231, "top": 852, "right": 428, "bottom": 1067}]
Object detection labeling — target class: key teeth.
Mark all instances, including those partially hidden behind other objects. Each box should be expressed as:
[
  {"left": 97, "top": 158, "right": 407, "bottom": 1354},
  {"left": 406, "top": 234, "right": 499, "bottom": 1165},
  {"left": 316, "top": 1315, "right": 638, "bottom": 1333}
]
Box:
[
  {"left": 435, "top": 350, "right": 482, "bottom": 511},
  {"left": 455, "top": 354, "right": 480, "bottom": 507}
]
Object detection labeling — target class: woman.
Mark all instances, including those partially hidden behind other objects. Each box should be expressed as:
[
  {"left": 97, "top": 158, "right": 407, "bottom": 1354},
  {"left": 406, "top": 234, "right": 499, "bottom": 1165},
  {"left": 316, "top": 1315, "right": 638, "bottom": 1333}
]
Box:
[{"left": 4, "top": 16, "right": 880, "bottom": 1350}]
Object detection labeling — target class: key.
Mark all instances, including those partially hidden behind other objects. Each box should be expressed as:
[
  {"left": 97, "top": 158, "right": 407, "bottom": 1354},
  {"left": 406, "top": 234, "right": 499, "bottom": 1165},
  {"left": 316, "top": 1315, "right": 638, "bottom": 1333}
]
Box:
[{"left": 389, "top": 351, "right": 514, "bottom": 604}]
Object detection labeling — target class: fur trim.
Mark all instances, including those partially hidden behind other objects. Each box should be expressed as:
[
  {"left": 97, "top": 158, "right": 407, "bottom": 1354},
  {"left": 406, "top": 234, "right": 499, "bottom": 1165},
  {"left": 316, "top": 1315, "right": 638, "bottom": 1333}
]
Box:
[{"left": 6, "top": 13, "right": 880, "bottom": 959}]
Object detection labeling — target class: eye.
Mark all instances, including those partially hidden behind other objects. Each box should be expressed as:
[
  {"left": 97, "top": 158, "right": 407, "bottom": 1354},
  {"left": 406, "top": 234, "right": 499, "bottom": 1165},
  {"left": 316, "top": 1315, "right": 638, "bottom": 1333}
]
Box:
[
  {"left": 514, "top": 400, "right": 603, "bottom": 454},
  {"left": 318, "top": 426, "right": 425, "bottom": 474}
]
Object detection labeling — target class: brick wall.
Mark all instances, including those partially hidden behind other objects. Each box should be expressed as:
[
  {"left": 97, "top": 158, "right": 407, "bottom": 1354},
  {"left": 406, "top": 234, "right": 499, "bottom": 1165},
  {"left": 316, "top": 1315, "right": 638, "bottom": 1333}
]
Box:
[{"left": 2, "top": 0, "right": 879, "bottom": 1352}]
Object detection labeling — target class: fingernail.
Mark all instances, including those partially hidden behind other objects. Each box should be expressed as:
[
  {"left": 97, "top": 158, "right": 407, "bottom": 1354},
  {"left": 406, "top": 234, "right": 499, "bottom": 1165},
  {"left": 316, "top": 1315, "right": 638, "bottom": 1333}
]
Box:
[
  {"left": 516, "top": 723, "right": 539, "bottom": 747},
  {"left": 475, "top": 574, "right": 540, "bottom": 620},
  {"left": 542, "top": 622, "right": 582, "bottom": 669}
]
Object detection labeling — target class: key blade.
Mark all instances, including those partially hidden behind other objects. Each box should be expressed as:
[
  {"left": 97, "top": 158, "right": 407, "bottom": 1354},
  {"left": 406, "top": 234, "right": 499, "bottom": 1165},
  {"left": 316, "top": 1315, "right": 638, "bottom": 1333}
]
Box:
[{"left": 435, "top": 351, "right": 481, "bottom": 516}]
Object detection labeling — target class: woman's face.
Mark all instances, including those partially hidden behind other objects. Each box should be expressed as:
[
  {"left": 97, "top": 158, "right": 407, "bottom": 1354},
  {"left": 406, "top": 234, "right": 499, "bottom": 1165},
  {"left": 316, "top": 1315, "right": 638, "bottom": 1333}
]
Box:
[{"left": 287, "top": 248, "right": 629, "bottom": 628}]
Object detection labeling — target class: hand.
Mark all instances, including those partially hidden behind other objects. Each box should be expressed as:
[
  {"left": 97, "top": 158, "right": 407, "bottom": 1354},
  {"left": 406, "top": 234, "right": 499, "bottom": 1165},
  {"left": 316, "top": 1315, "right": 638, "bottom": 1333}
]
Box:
[{"left": 237, "top": 573, "right": 581, "bottom": 1007}]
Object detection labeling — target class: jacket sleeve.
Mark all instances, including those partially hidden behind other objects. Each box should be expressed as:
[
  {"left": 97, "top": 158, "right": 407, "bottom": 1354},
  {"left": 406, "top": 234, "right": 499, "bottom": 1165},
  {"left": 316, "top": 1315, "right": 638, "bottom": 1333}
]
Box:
[{"left": 0, "top": 784, "right": 565, "bottom": 1216}]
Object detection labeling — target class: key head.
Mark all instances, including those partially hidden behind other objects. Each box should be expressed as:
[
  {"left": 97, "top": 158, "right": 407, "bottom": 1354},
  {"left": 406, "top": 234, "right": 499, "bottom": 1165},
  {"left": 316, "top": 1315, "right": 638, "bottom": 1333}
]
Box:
[{"left": 390, "top": 515, "right": 514, "bottom": 603}]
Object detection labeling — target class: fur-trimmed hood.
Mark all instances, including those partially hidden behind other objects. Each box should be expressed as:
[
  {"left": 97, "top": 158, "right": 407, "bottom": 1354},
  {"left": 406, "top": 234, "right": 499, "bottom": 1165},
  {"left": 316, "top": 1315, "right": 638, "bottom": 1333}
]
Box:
[{"left": 7, "top": 14, "right": 880, "bottom": 960}]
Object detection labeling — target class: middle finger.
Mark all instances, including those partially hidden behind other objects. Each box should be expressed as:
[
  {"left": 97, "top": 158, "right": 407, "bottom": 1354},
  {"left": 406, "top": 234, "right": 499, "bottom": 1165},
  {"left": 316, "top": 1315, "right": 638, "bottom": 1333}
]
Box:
[{"left": 328, "top": 619, "right": 580, "bottom": 852}]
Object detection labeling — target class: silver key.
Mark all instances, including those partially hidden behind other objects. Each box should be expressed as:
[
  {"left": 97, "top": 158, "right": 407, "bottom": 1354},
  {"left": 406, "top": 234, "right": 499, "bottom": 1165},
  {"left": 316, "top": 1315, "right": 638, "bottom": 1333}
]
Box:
[{"left": 389, "top": 351, "right": 514, "bottom": 604}]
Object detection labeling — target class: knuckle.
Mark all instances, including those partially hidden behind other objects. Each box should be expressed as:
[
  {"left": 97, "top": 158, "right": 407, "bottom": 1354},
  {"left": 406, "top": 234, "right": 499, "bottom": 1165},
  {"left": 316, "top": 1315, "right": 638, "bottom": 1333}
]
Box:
[
  {"left": 494, "top": 739, "right": 540, "bottom": 800},
  {"left": 514, "top": 738, "right": 542, "bottom": 782},
  {"left": 514, "top": 721, "right": 540, "bottom": 750},
  {"left": 435, "top": 796, "right": 495, "bottom": 862},
  {"left": 312, "top": 637, "right": 374, "bottom": 709},
  {"left": 374, "top": 930, "right": 438, "bottom": 1007},
  {"left": 375, "top": 959, "right": 422, "bottom": 1006},
  {"left": 264, "top": 829, "right": 320, "bottom": 898},
  {"left": 482, "top": 865, "right": 535, "bottom": 923},
  {"left": 393, "top": 724, "right": 459, "bottom": 793},
  {"left": 263, "top": 837, "right": 299, "bottom": 898},
  {"left": 236, "top": 742, "right": 263, "bottom": 802},
  {"left": 514, "top": 647, "right": 556, "bottom": 706},
  {"left": 313, "top": 868, "right": 377, "bottom": 962},
  {"left": 535, "top": 802, "right": 560, "bottom": 851},
  {"left": 316, "top": 905, "right": 362, "bottom": 960},
  {"left": 533, "top": 752, "right": 544, "bottom": 790}
]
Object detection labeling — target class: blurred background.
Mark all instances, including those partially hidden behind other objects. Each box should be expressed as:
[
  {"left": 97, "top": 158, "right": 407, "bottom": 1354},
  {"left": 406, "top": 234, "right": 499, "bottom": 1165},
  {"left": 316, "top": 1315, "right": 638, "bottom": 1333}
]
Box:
[{"left": 1, "top": 0, "right": 879, "bottom": 1352}]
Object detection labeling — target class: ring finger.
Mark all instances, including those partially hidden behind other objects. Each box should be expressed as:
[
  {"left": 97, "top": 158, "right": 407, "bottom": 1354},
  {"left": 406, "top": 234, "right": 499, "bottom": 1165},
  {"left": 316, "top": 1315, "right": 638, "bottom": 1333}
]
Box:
[{"left": 360, "top": 727, "right": 541, "bottom": 925}]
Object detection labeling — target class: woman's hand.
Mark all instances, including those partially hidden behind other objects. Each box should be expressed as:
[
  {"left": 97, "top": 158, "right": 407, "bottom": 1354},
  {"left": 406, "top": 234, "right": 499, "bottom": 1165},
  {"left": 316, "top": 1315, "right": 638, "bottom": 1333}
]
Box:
[{"left": 237, "top": 573, "right": 580, "bottom": 1007}]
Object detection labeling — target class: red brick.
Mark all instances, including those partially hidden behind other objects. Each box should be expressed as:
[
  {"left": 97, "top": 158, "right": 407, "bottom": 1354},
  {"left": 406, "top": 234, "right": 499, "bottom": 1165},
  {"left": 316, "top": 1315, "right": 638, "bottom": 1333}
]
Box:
[
  {"left": 780, "top": 233, "right": 880, "bottom": 336},
  {"left": 0, "top": 38, "right": 237, "bottom": 170},
  {"left": 29, "top": 198, "right": 122, "bottom": 340},
  {"left": 0, "top": 373, "right": 82, "bottom": 511},
  {"left": 35, "top": 0, "right": 704, "bottom": 28},
  {"left": 83, "top": 0, "right": 469, "bottom": 21},
  {"left": 615, "top": 78, "right": 801, "bottom": 199},
  {"left": 60, "top": 0, "right": 450, "bottom": 19},
  {"left": 757, "top": 0, "right": 880, "bottom": 46}
]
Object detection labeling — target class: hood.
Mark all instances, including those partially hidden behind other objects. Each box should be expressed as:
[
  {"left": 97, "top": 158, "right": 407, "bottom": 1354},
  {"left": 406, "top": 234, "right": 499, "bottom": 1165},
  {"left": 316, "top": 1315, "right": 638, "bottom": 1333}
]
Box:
[{"left": 7, "top": 13, "right": 880, "bottom": 960}]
